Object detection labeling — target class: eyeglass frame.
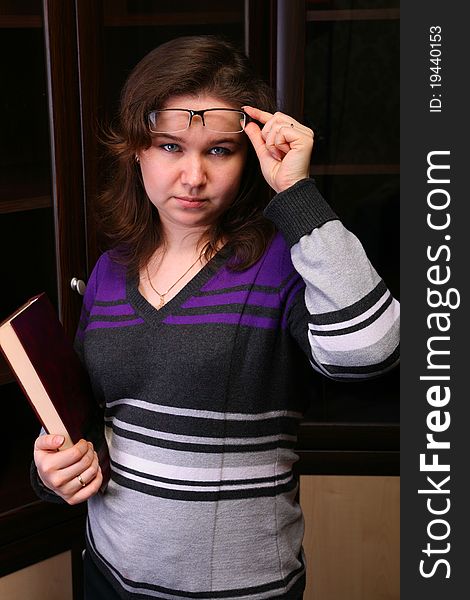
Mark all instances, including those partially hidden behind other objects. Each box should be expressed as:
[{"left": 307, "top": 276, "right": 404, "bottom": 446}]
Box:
[{"left": 147, "top": 107, "right": 252, "bottom": 134}]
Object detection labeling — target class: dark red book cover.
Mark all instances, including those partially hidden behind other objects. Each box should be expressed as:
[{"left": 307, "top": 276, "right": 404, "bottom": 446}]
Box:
[{"left": 0, "top": 293, "right": 110, "bottom": 490}]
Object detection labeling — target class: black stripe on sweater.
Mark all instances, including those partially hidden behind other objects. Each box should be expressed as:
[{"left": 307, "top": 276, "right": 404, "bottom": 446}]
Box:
[
  {"left": 308, "top": 280, "right": 388, "bottom": 325},
  {"left": 322, "top": 345, "right": 400, "bottom": 375},
  {"left": 105, "top": 408, "right": 299, "bottom": 438},
  {"left": 308, "top": 293, "right": 394, "bottom": 336},
  {"left": 112, "top": 470, "right": 297, "bottom": 502},
  {"left": 110, "top": 458, "right": 293, "bottom": 488},
  {"left": 110, "top": 423, "right": 297, "bottom": 454}
]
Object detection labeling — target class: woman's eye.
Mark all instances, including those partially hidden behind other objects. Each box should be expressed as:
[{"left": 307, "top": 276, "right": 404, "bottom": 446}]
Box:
[
  {"left": 209, "top": 147, "right": 231, "bottom": 156},
  {"left": 160, "top": 143, "right": 180, "bottom": 152}
]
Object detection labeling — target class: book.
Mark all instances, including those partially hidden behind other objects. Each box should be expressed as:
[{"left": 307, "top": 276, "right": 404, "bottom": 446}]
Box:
[{"left": 0, "top": 292, "right": 110, "bottom": 491}]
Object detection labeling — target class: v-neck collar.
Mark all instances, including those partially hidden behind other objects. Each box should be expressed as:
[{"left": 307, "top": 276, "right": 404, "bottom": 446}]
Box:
[{"left": 127, "top": 248, "right": 231, "bottom": 328}]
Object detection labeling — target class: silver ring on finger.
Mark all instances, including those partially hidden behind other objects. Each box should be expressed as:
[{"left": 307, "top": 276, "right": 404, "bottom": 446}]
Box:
[{"left": 77, "top": 473, "right": 87, "bottom": 488}]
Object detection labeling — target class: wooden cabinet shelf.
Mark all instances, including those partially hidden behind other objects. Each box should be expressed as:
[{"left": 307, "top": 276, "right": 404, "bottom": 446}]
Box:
[
  {"left": 0, "top": 501, "right": 86, "bottom": 578},
  {"left": 102, "top": 0, "right": 244, "bottom": 27},
  {"left": 0, "top": 15, "right": 41, "bottom": 27},
  {"left": 104, "top": 11, "right": 243, "bottom": 27},
  {"left": 306, "top": 8, "right": 400, "bottom": 22},
  {"left": 0, "top": 196, "right": 51, "bottom": 214},
  {"left": 296, "top": 422, "right": 399, "bottom": 476},
  {"left": 0, "top": 173, "right": 51, "bottom": 214},
  {"left": 311, "top": 163, "right": 399, "bottom": 176}
]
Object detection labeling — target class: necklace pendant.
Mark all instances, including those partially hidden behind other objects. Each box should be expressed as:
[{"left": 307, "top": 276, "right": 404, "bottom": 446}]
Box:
[{"left": 145, "top": 251, "right": 203, "bottom": 311}]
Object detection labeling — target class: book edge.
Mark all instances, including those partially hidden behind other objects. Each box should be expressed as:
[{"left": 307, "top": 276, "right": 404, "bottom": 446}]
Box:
[
  {"left": 0, "top": 294, "right": 42, "bottom": 329},
  {"left": 0, "top": 320, "right": 74, "bottom": 450}
]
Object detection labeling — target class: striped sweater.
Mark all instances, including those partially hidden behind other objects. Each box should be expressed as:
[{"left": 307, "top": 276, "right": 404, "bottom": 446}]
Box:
[{"left": 36, "top": 179, "right": 400, "bottom": 598}]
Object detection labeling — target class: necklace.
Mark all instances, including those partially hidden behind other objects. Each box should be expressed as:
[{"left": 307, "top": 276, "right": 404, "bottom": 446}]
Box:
[{"left": 145, "top": 252, "right": 202, "bottom": 308}]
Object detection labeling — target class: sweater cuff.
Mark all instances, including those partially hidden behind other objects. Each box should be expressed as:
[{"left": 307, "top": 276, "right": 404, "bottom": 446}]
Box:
[{"left": 263, "top": 178, "right": 338, "bottom": 247}]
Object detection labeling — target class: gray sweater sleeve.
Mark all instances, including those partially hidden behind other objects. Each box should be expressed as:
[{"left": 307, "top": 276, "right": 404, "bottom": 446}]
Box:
[{"left": 264, "top": 178, "right": 400, "bottom": 379}]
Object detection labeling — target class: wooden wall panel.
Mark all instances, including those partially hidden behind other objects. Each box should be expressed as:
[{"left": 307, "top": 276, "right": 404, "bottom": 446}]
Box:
[
  {"left": 0, "top": 551, "right": 72, "bottom": 600},
  {"left": 300, "top": 476, "right": 399, "bottom": 600}
]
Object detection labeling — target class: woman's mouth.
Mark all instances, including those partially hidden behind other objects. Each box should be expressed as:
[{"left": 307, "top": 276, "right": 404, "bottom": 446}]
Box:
[{"left": 175, "top": 196, "right": 208, "bottom": 209}]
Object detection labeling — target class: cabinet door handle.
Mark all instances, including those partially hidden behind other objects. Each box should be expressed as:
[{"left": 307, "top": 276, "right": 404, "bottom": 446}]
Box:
[{"left": 70, "top": 277, "right": 87, "bottom": 296}]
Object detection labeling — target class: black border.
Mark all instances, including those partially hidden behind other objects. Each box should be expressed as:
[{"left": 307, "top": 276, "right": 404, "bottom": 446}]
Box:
[{"left": 401, "top": 3, "right": 469, "bottom": 596}]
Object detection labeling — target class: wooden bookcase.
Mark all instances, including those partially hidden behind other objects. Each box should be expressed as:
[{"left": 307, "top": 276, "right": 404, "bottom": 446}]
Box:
[
  {"left": 0, "top": 1, "right": 399, "bottom": 595},
  {"left": 0, "top": 2, "right": 89, "bottom": 596}
]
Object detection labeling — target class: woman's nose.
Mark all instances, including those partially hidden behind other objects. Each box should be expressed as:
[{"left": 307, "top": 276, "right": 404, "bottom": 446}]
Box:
[{"left": 180, "top": 155, "right": 207, "bottom": 188}]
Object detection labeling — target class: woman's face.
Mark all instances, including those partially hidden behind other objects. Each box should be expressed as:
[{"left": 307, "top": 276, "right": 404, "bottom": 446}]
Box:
[{"left": 138, "top": 94, "right": 248, "bottom": 235}]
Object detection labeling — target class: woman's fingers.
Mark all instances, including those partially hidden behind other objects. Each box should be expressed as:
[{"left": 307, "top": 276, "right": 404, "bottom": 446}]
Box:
[
  {"left": 243, "top": 105, "right": 314, "bottom": 192},
  {"left": 77, "top": 452, "right": 100, "bottom": 487},
  {"left": 33, "top": 434, "right": 103, "bottom": 504},
  {"left": 243, "top": 113, "right": 285, "bottom": 162},
  {"left": 243, "top": 105, "right": 313, "bottom": 157},
  {"left": 243, "top": 105, "right": 313, "bottom": 138},
  {"left": 243, "top": 119, "right": 275, "bottom": 161},
  {"left": 47, "top": 443, "right": 96, "bottom": 489},
  {"left": 67, "top": 466, "right": 104, "bottom": 506},
  {"left": 35, "top": 438, "right": 90, "bottom": 471},
  {"left": 265, "top": 124, "right": 297, "bottom": 156},
  {"left": 58, "top": 450, "right": 101, "bottom": 498},
  {"left": 242, "top": 105, "right": 274, "bottom": 125}
]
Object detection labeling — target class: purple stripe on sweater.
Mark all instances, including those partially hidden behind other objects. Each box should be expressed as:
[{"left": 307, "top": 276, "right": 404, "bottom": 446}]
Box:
[
  {"left": 95, "top": 254, "right": 128, "bottom": 303},
  {"left": 86, "top": 318, "right": 144, "bottom": 330},
  {"left": 202, "top": 234, "right": 290, "bottom": 291},
  {"left": 164, "top": 313, "right": 277, "bottom": 329},
  {"left": 182, "top": 290, "right": 280, "bottom": 309},
  {"left": 90, "top": 304, "right": 136, "bottom": 317}
]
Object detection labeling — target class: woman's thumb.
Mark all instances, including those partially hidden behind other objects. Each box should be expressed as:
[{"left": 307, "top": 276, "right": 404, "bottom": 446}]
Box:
[{"left": 34, "top": 434, "right": 65, "bottom": 451}]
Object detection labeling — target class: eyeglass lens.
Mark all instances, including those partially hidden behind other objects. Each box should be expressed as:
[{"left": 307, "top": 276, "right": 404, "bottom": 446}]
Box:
[{"left": 149, "top": 109, "right": 245, "bottom": 133}]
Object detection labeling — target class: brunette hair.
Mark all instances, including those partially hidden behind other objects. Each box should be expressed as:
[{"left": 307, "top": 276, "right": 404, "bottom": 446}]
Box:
[{"left": 98, "top": 35, "right": 277, "bottom": 275}]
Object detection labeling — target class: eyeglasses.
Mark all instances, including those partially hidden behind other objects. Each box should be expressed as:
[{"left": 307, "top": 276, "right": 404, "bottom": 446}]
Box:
[{"left": 148, "top": 108, "right": 249, "bottom": 134}]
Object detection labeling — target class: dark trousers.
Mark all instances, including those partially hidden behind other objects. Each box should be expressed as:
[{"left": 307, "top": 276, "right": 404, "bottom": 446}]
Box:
[{"left": 83, "top": 551, "right": 121, "bottom": 599}]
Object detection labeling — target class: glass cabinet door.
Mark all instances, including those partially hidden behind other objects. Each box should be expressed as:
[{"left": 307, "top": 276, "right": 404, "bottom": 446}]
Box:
[
  {"left": 0, "top": 0, "right": 57, "bottom": 512},
  {"left": 103, "top": 0, "right": 246, "bottom": 118},
  {"left": 304, "top": 0, "right": 399, "bottom": 290},
  {"left": 302, "top": 0, "right": 400, "bottom": 427}
]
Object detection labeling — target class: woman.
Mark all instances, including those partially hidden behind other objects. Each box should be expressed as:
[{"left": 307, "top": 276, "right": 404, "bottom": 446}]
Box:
[{"left": 32, "top": 36, "right": 400, "bottom": 599}]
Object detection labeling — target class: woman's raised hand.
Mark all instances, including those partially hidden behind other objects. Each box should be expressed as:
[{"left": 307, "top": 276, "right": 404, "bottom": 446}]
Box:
[
  {"left": 34, "top": 434, "right": 103, "bottom": 505},
  {"left": 243, "top": 106, "right": 314, "bottom": 194}
]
